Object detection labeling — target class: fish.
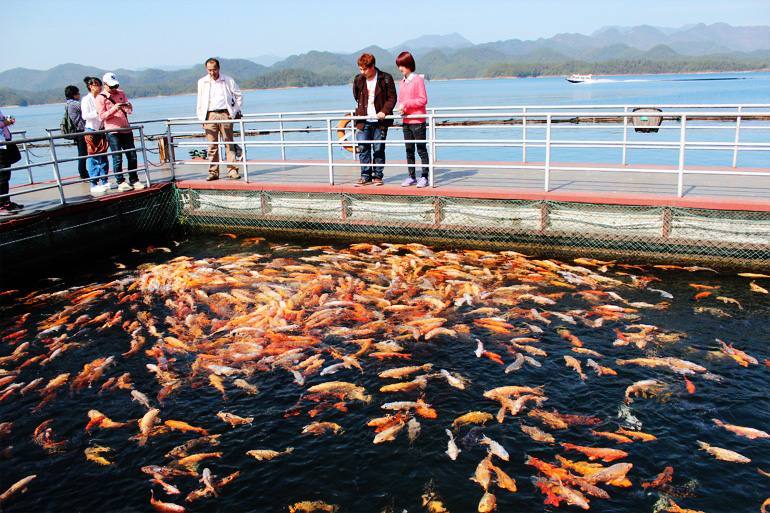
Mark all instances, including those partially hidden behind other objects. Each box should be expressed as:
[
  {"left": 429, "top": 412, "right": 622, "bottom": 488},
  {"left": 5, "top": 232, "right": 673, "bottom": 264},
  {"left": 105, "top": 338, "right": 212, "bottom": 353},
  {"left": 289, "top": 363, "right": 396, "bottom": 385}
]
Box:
[
  {"left": 150, "top": 491, "right": 186, "bottom": 513},
  {"left": 217, "top": 411, "right": 254, "bottom": 426},
  {"left": 136, "top": 408, "right": 160, "bottom": 446},
  {"left": 471, "top": 455, "right": 493, "bottom": 490},
  {"left": 445, "top": 429, "right": 461, "bottom": 460},
  {"left": 590, "top": 430, "right": 633, "bottom": 443},
  {"left": 477, "top": 491, "right": 497, "bottom": 512},
  {"left": 200, "top": 467, "right": 217, "bottom": 497},
  {"left": 131, "top": 389, "right": 153, "bottom": 409},
  {"left": 560, "top": 442, "right": 628, "bottom": 462},
  {"left": 164, "top": 420, "right": 209, "bottom": 436},
  {"left": 84, "top": 445, "right": 112, "bottom": 465},
  {"left": 439, "top": 369, "right": 467, "bottom": 389},
  {"left": 504, "top": 353, "right": 525, "bottom": 373},
  {"left": 421, "top": 482, "right": 449, "bottom": 513},
  {"left": 642, "top": 466, "right": 673, "bottom": 489},
  {"left": 232, "top": 379, "right": 259, "bottom": 394},
  {"left": 0, "top": 475, "right": 36, "bottom": 505},
  {"left": 563, "top": 355, "right": 587, "bottom": 380},
  {"left": 716, "top": 338, "right": 758, "bottom": 367},
  {"left": 480, "top": 435, "right": 509, "bottom": 461},
  {"left": 520, "top": 424, "right": 555, "bottom": 444},
  {"left": 302, "top": 422, "right": 344, "bottom": 436},
  {"left": 176, "top": 452, "right": 223, "bottom": 471},
  {"left": 373, "top": 420, "right": 406, "bottom": 444},
  {"left": 712, "top": 418, "right": 769, "bottom": 440},
  {"left": 624, "top": 379, "right": 666, "bottom": 404},
  {"left": 665, "top": 498, "right": 706, "bottom": 513},
  {"left": 615, "top": 427, "right": 656, "bottom": 442},
  {"left": 586, "top": 358, "right": 617, "bottom": 376},
  {"left": 407, "top": 417, "right": 421, "bottom": 443},
  {"left": 697, "top": 440, "right": 751, "bottom": 463},
  {"left": 378, "top": 363, "right": 433, "bottom": 379},
  {"left": 738, "top": 272, "right": 770, "bottom": 278},
  {"left": 452, "top": 411, "right": 494, "bottom": 429},
  {"left": 288, "top": 501, "right": 339, "bottom": 513},
  {"left": 750, "top": 281, "right": 769, "bottom": 294}
]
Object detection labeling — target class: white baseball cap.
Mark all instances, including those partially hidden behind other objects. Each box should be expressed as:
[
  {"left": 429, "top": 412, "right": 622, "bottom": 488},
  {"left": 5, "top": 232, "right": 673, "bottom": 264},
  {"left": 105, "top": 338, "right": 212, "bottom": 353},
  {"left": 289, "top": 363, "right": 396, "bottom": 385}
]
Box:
[{"left": 102, "top": 72, "right": 119, "bottom": 87}]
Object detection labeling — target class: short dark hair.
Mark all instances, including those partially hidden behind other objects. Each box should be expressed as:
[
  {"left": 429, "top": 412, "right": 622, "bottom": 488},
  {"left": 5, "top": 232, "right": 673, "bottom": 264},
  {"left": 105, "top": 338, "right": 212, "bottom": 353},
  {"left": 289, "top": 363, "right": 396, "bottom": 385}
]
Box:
[
  {"left": 396, "top": 51, "right": 416, "bottom": 72},
  {"left": 357, "top": 53, "right": 375, "bottom": 69},
  {"left": 64, "top": 85, "right": 80, "bottom": 99},
  {"left": 83, "top": 76, "right": 102, "bottom": 87},
  {"left": 205, "top": 58, "right": 220, "bottom": 68}
]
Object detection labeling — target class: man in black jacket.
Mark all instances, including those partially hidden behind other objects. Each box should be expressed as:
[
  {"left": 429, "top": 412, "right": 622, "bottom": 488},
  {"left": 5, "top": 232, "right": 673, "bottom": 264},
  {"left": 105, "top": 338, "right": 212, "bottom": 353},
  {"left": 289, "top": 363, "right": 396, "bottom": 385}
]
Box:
[{"left": 352, "top": 53, "right": 397, "bottom": 186}]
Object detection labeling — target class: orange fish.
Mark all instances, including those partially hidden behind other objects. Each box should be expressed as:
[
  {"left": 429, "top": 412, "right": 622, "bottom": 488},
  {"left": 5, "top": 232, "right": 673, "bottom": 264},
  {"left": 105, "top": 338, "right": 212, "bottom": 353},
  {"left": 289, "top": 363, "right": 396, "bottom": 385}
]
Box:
[{"left": 560, "top": 442, "right": 628, "bottom": 462}]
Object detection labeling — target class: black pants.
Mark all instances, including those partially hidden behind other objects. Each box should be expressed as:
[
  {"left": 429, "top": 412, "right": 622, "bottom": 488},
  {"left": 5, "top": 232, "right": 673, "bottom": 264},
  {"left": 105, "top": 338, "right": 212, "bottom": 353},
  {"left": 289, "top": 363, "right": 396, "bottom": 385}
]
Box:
[
  {"left": 403, "top": 123, "right": 429, "bottom": 178},
  {"left": 0, "top": 166, "right": 9, "bottom": 207},
  {"left": 74, "top": 135, "right": 88, "bottom": 179},
  {"left": 107, "top": 131, "right": 139, "bottom": 184}
]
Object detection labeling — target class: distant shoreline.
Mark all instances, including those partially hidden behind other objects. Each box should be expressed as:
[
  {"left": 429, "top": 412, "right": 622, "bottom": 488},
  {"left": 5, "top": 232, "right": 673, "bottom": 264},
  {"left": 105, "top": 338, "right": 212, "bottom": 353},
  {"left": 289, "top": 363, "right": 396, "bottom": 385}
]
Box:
[{"left": 5, "top": 68, "right": 769, "bottom": 109}]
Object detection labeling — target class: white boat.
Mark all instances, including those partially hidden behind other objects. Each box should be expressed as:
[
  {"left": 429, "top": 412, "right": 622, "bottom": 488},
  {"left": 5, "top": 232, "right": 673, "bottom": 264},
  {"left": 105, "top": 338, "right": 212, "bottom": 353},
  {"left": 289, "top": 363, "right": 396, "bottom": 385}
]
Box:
[{"left": 566, "top": 74, "right": 593, "bottom": 83}]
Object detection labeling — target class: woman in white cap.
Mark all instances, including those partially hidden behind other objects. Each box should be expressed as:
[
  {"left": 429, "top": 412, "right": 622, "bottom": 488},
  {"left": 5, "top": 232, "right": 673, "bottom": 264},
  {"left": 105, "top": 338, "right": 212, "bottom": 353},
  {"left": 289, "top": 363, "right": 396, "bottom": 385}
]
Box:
[{"left": 95, "top": 72, "right": 144, "bottom": 191}]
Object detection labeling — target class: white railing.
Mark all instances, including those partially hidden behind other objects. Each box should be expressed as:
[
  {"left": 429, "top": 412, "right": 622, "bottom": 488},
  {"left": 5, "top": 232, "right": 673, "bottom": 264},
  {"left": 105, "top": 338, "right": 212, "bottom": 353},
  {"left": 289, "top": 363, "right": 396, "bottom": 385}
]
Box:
[{"left": 164, "top": 104, "right": 770, "bottom": 197}]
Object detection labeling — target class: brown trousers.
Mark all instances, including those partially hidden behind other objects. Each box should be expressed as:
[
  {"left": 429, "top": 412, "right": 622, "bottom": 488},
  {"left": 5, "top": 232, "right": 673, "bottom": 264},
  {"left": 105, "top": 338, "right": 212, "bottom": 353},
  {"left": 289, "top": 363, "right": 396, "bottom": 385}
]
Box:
[{"left": 204, "top": 111, "right": 238, "bottom": 175}]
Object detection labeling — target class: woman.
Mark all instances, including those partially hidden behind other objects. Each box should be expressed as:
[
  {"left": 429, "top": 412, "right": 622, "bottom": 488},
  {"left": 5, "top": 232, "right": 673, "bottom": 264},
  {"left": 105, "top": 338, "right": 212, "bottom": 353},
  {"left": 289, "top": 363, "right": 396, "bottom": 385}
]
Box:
[
  {"left": 0, "top": 109, "right": 23, "bottom": 214},
  {"left": 64, "top": 85, "right": 88, "bottom": 179},
  {"left": 81, "top": 77, "right": 109, "bottom": 195},
  {"left": 395, "top": 51, "right": 429, "bottom": 188}
]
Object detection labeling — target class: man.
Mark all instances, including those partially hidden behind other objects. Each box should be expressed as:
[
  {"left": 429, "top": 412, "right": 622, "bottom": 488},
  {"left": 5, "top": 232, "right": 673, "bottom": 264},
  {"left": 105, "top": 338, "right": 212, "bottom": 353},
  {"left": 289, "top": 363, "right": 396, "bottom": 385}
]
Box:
[
  {"left": 95, "top": 72, "right": 144, "bottom": 191},
  {"left": 64, "top": 85, "right": 88, "bottom": 180},
  {"left": 352, "top": 53, "right": 397, "bottom": 186},
  {"left": 196, "top": 58, "right": 243, "bottom": 181}
]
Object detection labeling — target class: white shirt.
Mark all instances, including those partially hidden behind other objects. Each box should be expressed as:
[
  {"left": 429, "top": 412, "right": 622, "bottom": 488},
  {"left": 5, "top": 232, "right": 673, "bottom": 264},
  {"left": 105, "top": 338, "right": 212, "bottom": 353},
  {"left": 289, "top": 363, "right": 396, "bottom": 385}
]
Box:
[
  {"left": 366, "top": 73, "right": 377, "bottom": 122},
  {"left": 207, "top": 77, "right": 229, "bottom": 111},
  {"left": 196, "top": 73, "right": 242, "bottom": 121},
  {"left": 81, "top": 94, "right": 103, "bottom": 130}
]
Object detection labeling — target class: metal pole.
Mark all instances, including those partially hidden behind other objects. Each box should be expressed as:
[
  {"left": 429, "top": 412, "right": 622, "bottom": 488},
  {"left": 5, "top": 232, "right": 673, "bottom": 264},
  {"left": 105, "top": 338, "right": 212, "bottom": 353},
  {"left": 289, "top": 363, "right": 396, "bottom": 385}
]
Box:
[
  {"left": 19, "top": 131, "right": 33, "bottom": 184},
  {"left": 544, "top": 115, "right": 552, "bottom": 192},
  {"left": 166, "top": 123, "right": 176, "bottom": 181},
  {"left": 732, "top": 106, "right": 742, "bottom": 168},
  {"left": 326, "top": 119, "right": 334, "bottom": 185},
  {"left": 430, "top": 110, "right": 437, "bottom": 187},
  {"left": 278, "top": 113, "right": 286, "bottom": 161},
  {"left": 47, "top": 137, "right": 67, "bottom": 205},
  {"left": 621, "top": 106, "right": 629, "bottom": 166},
  {"left": 677, "top": 115, "right": 687, "bottom": 198},
  {"left": 521, "top": 107, "right": 527, "bottom": 163},
  {"left": 428, "top": 113, "right": 435, "bottom": 188},
  {"left": 239, "top": 119, "right": 249, "bottom": 183},
  {"left": 138, "top": 126, "right": 152, "bottom": 188}
]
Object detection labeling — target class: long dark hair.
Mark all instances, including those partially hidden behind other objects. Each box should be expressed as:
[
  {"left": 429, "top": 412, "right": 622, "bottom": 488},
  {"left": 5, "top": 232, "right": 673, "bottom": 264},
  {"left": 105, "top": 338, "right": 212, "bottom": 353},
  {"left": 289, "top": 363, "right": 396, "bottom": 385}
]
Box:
[{"left": 83, "top": 76, "right": 102, "bottom": 87}]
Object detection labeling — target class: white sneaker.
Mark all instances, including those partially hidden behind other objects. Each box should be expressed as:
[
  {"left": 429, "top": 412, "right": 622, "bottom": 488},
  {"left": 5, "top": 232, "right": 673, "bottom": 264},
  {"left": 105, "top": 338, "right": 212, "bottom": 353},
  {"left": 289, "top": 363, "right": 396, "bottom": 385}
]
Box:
[
  {"left": 105, "top": 181, "right": 115, "bottom": 189},
  {"left": 117, "top": 182, "right": 133, "bottom": 192},
  {"left": 90, "top": 185, "right": 107, "bottom": 196},
  {"left": 132, "top": 181, "right": 146, "bottom": 190}
]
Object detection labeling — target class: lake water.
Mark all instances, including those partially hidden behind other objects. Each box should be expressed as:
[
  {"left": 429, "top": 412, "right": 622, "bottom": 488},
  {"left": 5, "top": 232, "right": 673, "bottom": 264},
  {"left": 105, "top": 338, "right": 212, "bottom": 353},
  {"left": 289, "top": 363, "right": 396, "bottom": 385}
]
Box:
[{"left": 4, "top": 71, "right": 770, "bottom": 185}]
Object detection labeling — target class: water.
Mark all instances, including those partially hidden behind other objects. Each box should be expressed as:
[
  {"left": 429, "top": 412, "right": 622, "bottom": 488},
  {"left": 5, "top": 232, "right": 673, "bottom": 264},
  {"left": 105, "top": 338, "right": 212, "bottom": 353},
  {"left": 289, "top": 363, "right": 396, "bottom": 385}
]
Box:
[
  {"left": 4, "top": 72, "right": 770, "bottom": 185},
  {"left": 0, "top": 235, "right": 768, "bottom": 512}
]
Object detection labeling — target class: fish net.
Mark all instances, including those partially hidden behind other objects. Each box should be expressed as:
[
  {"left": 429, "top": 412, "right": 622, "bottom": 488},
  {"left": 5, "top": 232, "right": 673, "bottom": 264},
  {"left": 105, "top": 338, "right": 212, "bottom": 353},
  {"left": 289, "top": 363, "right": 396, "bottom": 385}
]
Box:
[{"left": 175, "top": 188, "right": 770, "bottom": 269}]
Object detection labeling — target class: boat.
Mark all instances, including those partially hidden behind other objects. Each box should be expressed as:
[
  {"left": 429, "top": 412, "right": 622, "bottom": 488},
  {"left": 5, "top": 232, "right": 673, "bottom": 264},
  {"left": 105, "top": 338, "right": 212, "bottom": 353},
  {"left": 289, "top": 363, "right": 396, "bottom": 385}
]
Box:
[{"left": 566, "top": 74, "right": 593, "bottom": 83}]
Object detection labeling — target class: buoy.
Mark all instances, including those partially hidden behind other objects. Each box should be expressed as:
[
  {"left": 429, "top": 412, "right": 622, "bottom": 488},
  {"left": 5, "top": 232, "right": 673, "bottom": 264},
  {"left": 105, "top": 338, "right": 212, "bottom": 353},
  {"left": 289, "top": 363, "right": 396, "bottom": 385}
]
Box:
[{"left": 336, "top": 116, "right": 354, "bottom": 153}]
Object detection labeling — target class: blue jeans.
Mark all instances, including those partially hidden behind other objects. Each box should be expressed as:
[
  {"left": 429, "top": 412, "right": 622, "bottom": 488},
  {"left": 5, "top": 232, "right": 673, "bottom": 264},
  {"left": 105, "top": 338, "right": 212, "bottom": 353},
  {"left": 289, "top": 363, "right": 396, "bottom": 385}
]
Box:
[
  {"left": 107, "top": 131, "right": 138, "bottom": 184},
  {"left": 356, "top": 122, "right": 387, "bottom": 179},
  {"left": 85, "top": 129, "right": 108, "bottom": 187}
]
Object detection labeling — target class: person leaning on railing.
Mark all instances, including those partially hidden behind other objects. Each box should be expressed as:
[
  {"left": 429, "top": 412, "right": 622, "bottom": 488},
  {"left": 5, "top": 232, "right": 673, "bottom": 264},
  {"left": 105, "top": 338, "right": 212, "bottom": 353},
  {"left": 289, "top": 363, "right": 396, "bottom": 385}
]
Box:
[
  {"left": 64, "top": 85, "right": 89, "bottom": 180},
  {"left": 81, "top": 76, "right": 110, "bottom": 196},
  {"left": 196, "top": 57, "right": 243, "bottom": 181},
  {"left": 0, "top": 109, "right": 23, "bottom": 215},
  {"left": 95, "top": 72, "right": 144, "bottom": 192},
  {"left": 394, "top": 51, "right": 429, "bottom": 188},
  {"left": 352, "top": 53, "right": 397, "bottom": 186}
]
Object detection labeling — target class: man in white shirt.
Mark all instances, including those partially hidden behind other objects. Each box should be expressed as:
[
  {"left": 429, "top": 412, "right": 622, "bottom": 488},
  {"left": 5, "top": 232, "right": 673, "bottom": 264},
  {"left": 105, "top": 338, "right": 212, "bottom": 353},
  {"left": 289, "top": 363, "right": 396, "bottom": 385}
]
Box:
[{"left": 196, "top": 58, "right": 243, "bottom": 181}]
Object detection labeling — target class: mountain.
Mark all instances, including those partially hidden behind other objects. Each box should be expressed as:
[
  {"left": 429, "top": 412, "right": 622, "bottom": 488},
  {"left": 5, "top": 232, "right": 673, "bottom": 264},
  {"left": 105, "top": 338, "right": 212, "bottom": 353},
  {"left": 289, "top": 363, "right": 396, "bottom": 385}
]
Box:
[
  {"left": 389, "top": 33, "right": 473, "bottom": 53},
  {"left": 248, "top": 54, "right": 284, "bottom": 66}
]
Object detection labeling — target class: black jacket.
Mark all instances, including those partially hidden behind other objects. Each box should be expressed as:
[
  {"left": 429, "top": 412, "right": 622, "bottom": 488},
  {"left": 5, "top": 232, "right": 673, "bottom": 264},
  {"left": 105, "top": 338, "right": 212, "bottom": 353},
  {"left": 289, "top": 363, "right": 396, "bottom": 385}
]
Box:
[{"left": 352, "top": 68, "right": 397, "bottom": 129}]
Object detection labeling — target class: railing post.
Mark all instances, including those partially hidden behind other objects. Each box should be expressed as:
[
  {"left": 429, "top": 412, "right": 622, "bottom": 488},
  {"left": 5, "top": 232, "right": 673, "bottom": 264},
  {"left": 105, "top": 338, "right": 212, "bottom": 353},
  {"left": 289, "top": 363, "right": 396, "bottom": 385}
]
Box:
[
  {"left": 429, "top": 110, "right": 437, "bottom": 188},
  {"left": 521, "top": 107, "right": 527, "bottom": 163},
  {"left": 47, "top": 137, "right": 66, "bottom": 205},
  {"left": 278, "top": 113, "right": 286, "bottom": 161},
  {"left": 326, "top": 118, "right": 334, "bottom": 185},
  {"left": 239, "top": 118, "right": 249, "bottom": 183},
  {"left": 138, "top": 126, "right": 152, "bottom": 188},
  {"left": 165, "top": 123, "right": 176, "bottom": 181},
  {"left": 732, "top": 106, "right": 742, "bottom": 168},
  {"left": 621, "top": 106, "right": 629, "bottom": 166},
  {"left": 544, "top": 115, "right": 552, "bottom": 192},
  {"left": 19, "top": 131, "right": 33, "bottom": 184},
  {"left": 677, "top": 114, "right": 687, "bottom": 198}
]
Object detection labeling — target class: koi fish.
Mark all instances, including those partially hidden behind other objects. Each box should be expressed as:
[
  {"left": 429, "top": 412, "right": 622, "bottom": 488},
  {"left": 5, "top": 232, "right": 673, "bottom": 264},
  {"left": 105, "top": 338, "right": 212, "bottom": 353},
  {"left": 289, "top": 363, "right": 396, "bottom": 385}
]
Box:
[
  {"left": 452, "top": 411, "right": 494, "bottom": 429},
  {"left": 150, "top": 491, "right": 185, "bottom": 513},
  {"left": 445, "top": 429, "right": 460, "bottom": 460},
  {"left": 560, "top": 442, "right": 628, "bottom": 462},
  {"left": 697, "top": 440, "right": 750, "bottom": 463},
  {"left": 217, "top": 411, "right": 254, "bottom": 426},
  {"left": 712, "top": 418, "right": 769, "bottom": 440}
]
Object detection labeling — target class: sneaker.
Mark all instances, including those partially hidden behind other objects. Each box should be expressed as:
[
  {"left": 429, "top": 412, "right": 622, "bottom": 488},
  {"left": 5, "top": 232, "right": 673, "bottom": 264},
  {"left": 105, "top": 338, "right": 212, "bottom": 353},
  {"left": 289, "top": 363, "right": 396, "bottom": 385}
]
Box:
[
  {"left": 416, "top": 177, "right": 429, "bottom": 188},
  {"left": 104, "top": 181, "right": 115, "bottom": 189},
  {"left": 7, "top": 202, "right": 24, "bottom": 211},
  {"left": 206, "top": 174, "right": 219, "bottom": 182},
  {"left": 372, "top": 178, "right": 384, "bottom": 186},
  {"left": 227, "top": 172, "right": 241, "bottom": 180},
  {"left": 90, "top": 185, "right": 107, "bottom": 196},
  {"left": 132, "top": 181, "right": 146, "bottom": 190},
  {"left": 0, "top": 206, "right": 12, "bottom": 216},
  {"left": 117, "top": 182, "right": 133, "bottom": 192},
  {"left": 354, "top": 177, "right": 372, "bottom": 187},
  {"left": 401, "top": 177, "right": 417, "bottom": 187}
]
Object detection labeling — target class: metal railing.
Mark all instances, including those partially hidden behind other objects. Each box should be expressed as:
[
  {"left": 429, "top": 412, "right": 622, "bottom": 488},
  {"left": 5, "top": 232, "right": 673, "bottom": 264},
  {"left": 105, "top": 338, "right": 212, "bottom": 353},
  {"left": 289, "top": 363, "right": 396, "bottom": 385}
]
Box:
[
  {"left": 1, "top": 125, "right": 153, "bottom": 208},
  {"left": 164, "top": 104, "right": 770, "bottom": 197}
]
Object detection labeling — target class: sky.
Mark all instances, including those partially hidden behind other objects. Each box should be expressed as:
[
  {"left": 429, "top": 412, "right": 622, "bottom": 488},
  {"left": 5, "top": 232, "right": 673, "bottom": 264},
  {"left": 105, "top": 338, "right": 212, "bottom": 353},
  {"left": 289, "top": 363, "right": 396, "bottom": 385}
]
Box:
[{"left": 3, "top": 0, "right": 770, "bottom": 71}]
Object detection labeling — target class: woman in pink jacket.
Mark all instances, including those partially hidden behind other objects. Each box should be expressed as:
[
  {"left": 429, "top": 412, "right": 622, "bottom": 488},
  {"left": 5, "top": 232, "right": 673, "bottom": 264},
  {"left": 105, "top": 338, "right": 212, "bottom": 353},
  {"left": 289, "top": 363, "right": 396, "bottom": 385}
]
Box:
[{"left": 395, "top": 52, "right": 430, "bottom": 187}]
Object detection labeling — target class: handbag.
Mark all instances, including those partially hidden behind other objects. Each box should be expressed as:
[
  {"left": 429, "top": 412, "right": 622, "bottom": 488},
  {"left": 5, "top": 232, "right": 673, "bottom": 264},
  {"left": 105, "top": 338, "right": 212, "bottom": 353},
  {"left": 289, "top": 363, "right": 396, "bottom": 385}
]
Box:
[{"left": 0, "top": 142, "right": 21, "bottom": 168}]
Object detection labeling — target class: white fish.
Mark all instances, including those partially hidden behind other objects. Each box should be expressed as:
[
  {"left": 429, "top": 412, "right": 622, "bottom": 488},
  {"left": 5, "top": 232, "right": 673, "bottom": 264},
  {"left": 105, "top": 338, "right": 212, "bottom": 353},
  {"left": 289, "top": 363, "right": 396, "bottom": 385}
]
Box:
[
  {"left": 524, "top": 323, "right": 543, "bottom": 334},
  {"left": 647, "top": 288, "right": 673, "bottom": 299},
  {"left": 474, "top": 339, "right": 484, "bottom": 358},
  {"left": 439, "top": 369, "right": 467, "bottom": 390},
  {"left": 529, "top": 309, "right": 551, "bottom": 324},
  {"left": 617, "top": 403, "right": 642, "bottom": 430},
  {"left": 201, "top": 467, "right": 218, "bottom": 496},
  {"left": 480, "top": 435, "right": 509, "bottom": 461},
  {"left": 319, "top": 363, "right": 346, "bottom": 376},
  {"left": 445, "top": 429, "right": 460, "bottom": 460},
  {"left": 131, "top": 390, "right": 152, "bottom": 409},
  {"left": 504, "top": 353, "right": 525, "bottom": 374},
  {"left": 407, "top": 418, "right": 421, "bottom": 443},
  {"left": 524, "top": 356, "right": 542, "bottom": 368},
  {"left": 290, "top": 370, "right": 305, "bottom": 386}
]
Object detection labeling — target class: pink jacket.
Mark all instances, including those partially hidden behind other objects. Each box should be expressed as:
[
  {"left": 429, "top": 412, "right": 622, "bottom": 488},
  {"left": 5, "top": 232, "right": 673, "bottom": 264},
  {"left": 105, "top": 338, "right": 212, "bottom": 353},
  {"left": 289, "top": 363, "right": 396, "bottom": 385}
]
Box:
[
  {"left": 398, "top": 73, "right": 427, "bottom": 124},
  {"left": 95, "top": 89, "right": 133, "bottom": 131}
]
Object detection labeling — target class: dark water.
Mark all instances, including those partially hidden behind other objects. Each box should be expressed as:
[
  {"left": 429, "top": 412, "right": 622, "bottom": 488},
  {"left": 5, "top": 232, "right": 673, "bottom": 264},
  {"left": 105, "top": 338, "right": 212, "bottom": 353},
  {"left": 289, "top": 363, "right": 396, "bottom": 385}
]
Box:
[{"left": 0, "top": 235, "right": 768, "bottom": 513}]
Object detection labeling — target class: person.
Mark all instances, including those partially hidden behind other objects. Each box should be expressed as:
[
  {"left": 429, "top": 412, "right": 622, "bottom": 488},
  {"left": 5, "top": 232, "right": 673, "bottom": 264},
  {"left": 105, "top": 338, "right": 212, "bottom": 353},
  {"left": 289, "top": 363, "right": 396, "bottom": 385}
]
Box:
[
  {"left": 81, "top": 76, "right": 110, "bottom": 195},
  {"left": 195, "top": 58, "right": 243, "bottom": 181},
  {"left": 352, "top": 53, "right": 397, "bottom": 186},
  {"left": 394, "top": 52, "right": 430, "bottom": 188},
  {"left": 64, "top": 85, "right": 88, "bottom": 180},
  {"left": 0, "top": 109, "right": 23, "bottom": 215},
  {"left": 95, "top": 72, "right": 144, "bottom": 191}
]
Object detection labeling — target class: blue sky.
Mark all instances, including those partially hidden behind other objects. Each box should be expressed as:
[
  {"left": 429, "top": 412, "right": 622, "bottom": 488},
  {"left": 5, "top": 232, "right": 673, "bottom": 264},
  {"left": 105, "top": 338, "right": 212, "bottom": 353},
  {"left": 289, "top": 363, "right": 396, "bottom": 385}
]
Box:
[{"left": 3, "top": 0, "right": 770, "bottom": 71}]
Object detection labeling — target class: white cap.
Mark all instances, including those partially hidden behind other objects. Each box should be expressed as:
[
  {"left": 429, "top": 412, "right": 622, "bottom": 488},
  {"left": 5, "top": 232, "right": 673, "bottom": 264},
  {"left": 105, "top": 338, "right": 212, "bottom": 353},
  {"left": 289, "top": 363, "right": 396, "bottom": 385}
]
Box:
[{"left": 102, "top": 72, "right": 119, "bottom": 87}]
